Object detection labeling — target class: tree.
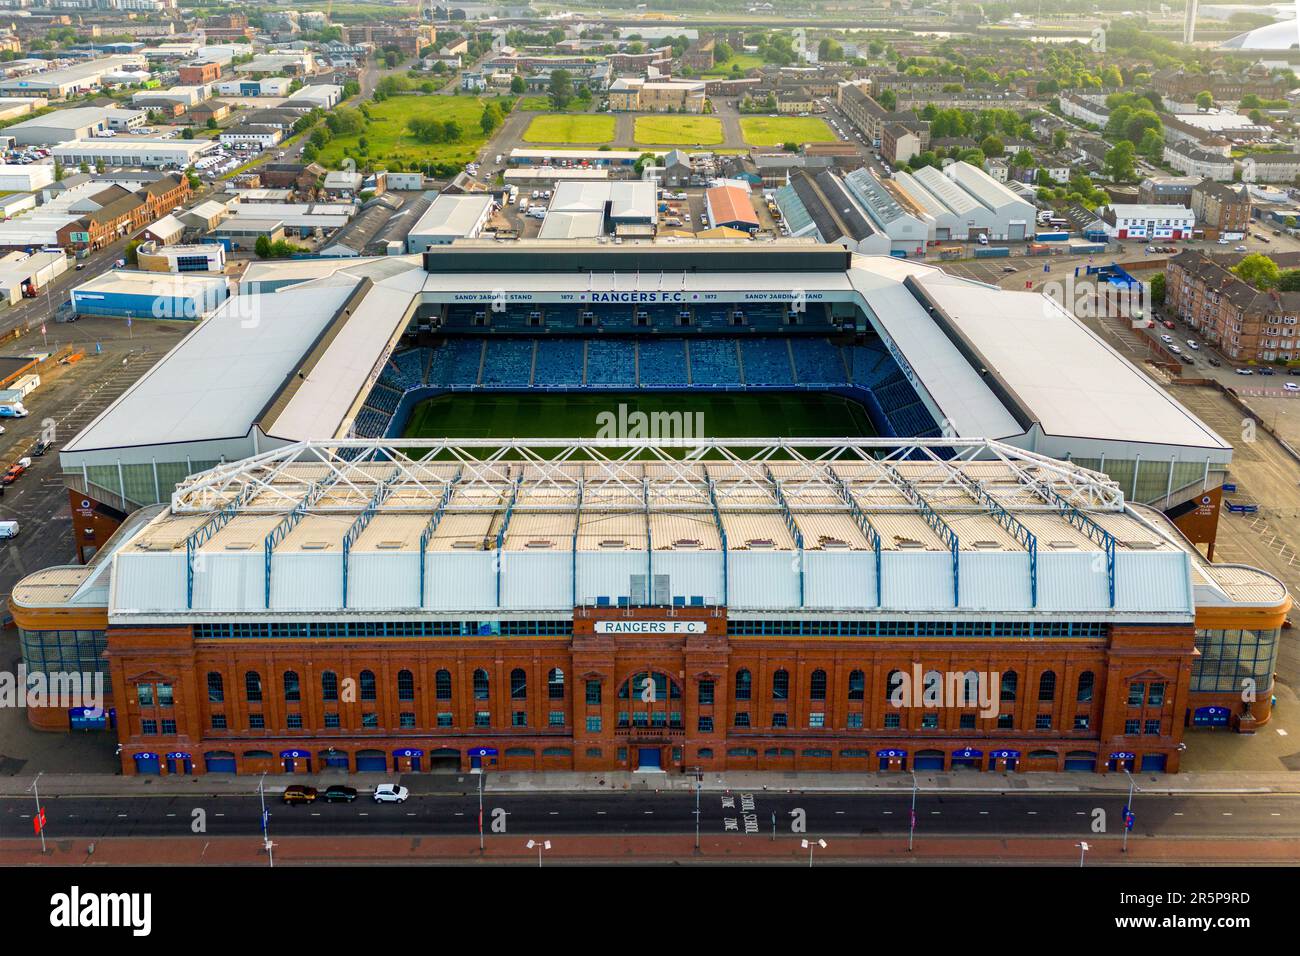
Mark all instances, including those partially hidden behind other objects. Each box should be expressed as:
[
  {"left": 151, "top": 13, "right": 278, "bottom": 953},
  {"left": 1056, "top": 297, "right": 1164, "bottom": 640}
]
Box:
[
  {"left": 1103, "top": 141, "right": 1136, "bottom": 181},
  {"left": 510, "top": 74, "right": 525, "bottom": 94},
  {"left": 1277, "top": 269, "right": 1300, "bottom": 291},
  {"left": 548, "top": 69, "right": 573, "bottom": 110},
  {"left": 181, "top": 126, "right": 194, "bottom": 140},
  {"left": 480, "top": 101, "right": 504, "bottom": 134},
  {"left": 878, "top": 89, "right": 896, "bottom": 111},
  {"left": 206, "top": 116, "right": 218, "bottom": 130},
  {"left": 1149, "top": 273, "right": 1166, "bottom": 305},
  {"left": 980, "top": 135, "right": 1004, "bottom": 158},
  {"left": 1196, "top": 90, "right": 1213, "bottom": 110},
  {"left": 1232, "top": 253, "right": 1280, "bottom": 289},
  {"left": 1052, "top": 129, "right": 1068, "bottom": 151}
]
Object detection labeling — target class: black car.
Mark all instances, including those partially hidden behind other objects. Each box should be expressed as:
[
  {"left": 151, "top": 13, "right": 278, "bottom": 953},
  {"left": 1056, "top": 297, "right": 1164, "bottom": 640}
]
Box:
[
  {"left": 322, "top": 785, "right": 358, "bottom": 803},
  {"left": 1259, "top": 367, "right": 1277, "bottom": 375},
  {"left": 31, "top": 439, "right": 50, "bottom": 456},
  {"left": 1208, "top": 357, "right": 1221, "bottom": 368}
]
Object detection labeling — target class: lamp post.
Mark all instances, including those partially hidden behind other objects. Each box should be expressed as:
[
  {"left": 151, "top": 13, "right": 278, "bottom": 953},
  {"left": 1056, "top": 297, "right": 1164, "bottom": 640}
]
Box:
[
  {"left": 526, "top": 838, "right": 551, "bottom": 867},
  {"left": 258, "top": 772, "right": 273, "bottom": 868},
  {"left": 1122, "top": 770, "right": 1138, "bottom": 854},
  {"left": 28, "top": 772, "right": 45, "bottom": 854},
  {"left": 801, "top": 838, "right": 827, "bottom": 867},
  {"left": 908, "top": 770, "right": 917, "bottom": 852}
]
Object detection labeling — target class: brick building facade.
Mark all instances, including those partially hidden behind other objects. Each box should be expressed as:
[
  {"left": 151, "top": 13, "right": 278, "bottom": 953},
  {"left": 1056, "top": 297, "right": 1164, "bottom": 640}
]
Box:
[{"left": 1166, "top": 249, "right": 1300, "bottom": 363}]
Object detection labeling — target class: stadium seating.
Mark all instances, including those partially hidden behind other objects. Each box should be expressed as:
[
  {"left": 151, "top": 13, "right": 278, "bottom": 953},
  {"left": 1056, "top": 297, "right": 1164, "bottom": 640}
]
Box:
[
  {"left": 353, "top": 407, "right": 392, "bottom": 439},
  {"left": 383, "top": 350, "right": 425, "bottom": 390},
  {"left": 534, "top": 339, "right": 585, "bottom": 386},
  {"left": 847, "top": 344, "right": 896, "bottom": 389},
  {"left": 585, "top": 339, "right": 636, "bottom": 386},
  {"left": 367, "top": 382, "right": 404, "bottom": 415},
  {"left": 449, "top": 339, "right": 485, "bottom": 385},
  {"left": 791, "top": 338, "right": 846, "bottom": 385},
  {"left": 740, "top": 338, "right": 795, "bottom": 386},
  {"left": 887, "top": 401, "right": 940, "bottom": 438},
  {"left": 688, "top": 339, "right": 742, "bottom": 385},
  {"left": 481, "top": 339, "right": 534, "bottom": 387},
  {"left": 637, "top": 339, "right": 689, "bottom": 386}
]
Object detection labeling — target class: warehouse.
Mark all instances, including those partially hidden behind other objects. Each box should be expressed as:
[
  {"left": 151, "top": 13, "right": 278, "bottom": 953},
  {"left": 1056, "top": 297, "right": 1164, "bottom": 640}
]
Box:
[
  {"left": 5, "top": 105, "right": 145, "bottom": 146},
  {"left": 70, "top": 269, "right": 229, "bottom": 320},
  {"left": 405, "top": 193, "right": 494, "bottom": 253},
  {"left": 0, "top": 250, "right": 67, "bottom": 306},
  {"left": 50, "top": 138, "right": 217, "bottom": 169},
  {"left": 705, "top": 182, "right": 760, "bottom": 232},
  {"left": 0, "top": 162, "right": 54, "bottom": 192},
  {"left": 0, "top": 55, "right": 148, "bottom": 98},
  {"left": 135, "top": 241, "right": 226, "bottom": 273}
]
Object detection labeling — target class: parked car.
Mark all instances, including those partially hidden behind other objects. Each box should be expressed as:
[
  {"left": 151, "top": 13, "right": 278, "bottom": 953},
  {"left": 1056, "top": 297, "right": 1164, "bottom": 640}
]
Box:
[
  {"left": 1186, "top": 340, "right": 1199, "bottom": 350},
  {"left": 1235, "top": 367, "right": 1254, "bottom": 375},
  {"left": 322, "top": 785, "right": 358, "bottom": 803},
  {"left": 1160, "top": 334, "right": 1173, "bottom": 343},
  {"left": 281, "top": 785, "right": 318, "bottom": 805},
  {"left": 1259, "top": 367, "right": 1277, "bottom": 375},
  {"left": 1161, "top": 320, "right": 1175, "bottom": 330},
  {"left": 2, "top": 457, "right": 31, "bottom": 485},
  {"left": 1234, "top": 245, "right": 1248, "bottom": 252},
  {"left": 1208, "top": 357, "right": 1221, "bottom": 367},
  {"left": 1285, "top": 382, "right": 1299, "bottom": 392},
  {"left": 373, "top": 784, "right": 409, "bottom": 804}
]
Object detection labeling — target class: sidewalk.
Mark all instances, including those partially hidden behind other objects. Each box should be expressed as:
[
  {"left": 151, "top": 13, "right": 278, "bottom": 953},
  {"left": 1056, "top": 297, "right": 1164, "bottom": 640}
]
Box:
[
  {"left": 0, "top": 768, "right": 1297, "bottom": 798},
  {"left": 4, "top": 833, "right": 1300, "bottom": 866}
]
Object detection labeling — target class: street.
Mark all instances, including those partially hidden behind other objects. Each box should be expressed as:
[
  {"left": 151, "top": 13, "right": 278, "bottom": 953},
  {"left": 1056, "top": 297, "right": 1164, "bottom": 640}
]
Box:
[{"left": 4, "top": 789, "right": 1297, "bottom": 841}]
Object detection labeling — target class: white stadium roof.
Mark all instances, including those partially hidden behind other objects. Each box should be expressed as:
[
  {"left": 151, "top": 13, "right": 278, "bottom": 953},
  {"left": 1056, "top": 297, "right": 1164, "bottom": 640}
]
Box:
[{"left": 57, "top": 243, "right": 1231, "bottom": 490}]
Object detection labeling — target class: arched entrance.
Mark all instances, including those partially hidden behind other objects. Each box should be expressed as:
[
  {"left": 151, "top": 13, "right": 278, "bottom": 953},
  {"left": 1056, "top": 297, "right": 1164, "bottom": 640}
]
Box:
[{"left": 428, "top": 747, "right": 461, "bottom": 772}]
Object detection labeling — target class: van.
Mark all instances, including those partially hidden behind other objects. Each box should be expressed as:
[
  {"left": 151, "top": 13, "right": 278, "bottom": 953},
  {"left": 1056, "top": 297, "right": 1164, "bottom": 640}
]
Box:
[
  {"left": 0, "top": 520, "right": 17, "bottom": 539},
  {"left": 977, "top": 234, "right": 989, "bottom": 245},
  {"left": 0, "top": 403, "right": 27, "bottom": 418}
]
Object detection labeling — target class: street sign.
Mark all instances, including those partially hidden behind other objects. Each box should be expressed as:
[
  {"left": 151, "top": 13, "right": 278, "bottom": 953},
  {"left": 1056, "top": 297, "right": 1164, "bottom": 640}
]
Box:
[
  {"left": 33, "top": 807, "right": 46, "bottom": 834},
  {"left": 1123, "top": 806, "right": 1135, "bottom": 831},
  {"left": 261, "top": 809, "right": 269, "bottom": 833}
]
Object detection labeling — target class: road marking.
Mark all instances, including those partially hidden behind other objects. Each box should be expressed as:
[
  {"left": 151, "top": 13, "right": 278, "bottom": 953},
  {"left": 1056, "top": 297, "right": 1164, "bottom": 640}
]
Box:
[
  {"left": 1174, "top": 812, "right": 1183, "bottom": 816},
  {"left": 1027, "top": 811, "right": 1036, "bottom": 815},
  {"left": 596, "top": 810, "right": 606, "bottom": 815},
  {"left": 549, "top": 811, "right": 559, "bottom": 815},
  {"left": 980, "top": 811, "right": 989, "bottom": 815},
  {"left": 1278, "top": 728, "right": 1289, "bottom": 736},
  {"left": 1223, "top": 812, "right": 1233, "bottom": 816}
]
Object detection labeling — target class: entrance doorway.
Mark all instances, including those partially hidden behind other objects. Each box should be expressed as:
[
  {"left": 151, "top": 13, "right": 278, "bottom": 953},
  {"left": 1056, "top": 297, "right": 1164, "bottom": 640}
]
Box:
[{"left": 636, "top": 747, "right": 662, "bottom": 771}]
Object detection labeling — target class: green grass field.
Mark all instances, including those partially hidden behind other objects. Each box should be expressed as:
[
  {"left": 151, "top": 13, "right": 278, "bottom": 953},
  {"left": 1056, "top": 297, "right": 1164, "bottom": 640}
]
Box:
[
  {"left": 700, "top": 53, "right": 766, "bottom": 77},
  {"left": 633, "top": 115, "right": 724, "bottom": 146},
  {"left": 312, "top": 94, "right": 505, "bottom": 169},
  {"left": 522, "top": 114, "right": 617, "bottom": 144},
  {"left": 402, "top": 392, "right": 874, "bottom": 443},
  {"left": 739, "top": 115, "right": 839, "bottom": 147}
]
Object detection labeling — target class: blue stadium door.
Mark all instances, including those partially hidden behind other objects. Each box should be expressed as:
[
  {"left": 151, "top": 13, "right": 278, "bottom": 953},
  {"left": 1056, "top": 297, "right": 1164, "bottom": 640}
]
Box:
[
  {"left": 637, "top": 747, "right": 661, "bottom": 771},
  {"left": 1193, "top": 706, "right": 1230, "bottom": 728}
]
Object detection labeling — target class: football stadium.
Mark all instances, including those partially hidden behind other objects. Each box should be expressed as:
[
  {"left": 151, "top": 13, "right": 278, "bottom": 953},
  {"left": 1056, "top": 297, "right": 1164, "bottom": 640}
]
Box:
[{"left": 12, "top": 240, "right": 1285, "bottom": 777}]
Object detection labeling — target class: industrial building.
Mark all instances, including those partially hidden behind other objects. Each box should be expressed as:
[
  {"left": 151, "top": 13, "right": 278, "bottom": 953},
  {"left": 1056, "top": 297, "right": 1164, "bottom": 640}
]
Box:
[
  {"left": 135, "top": 241, "right": 227, "bottom": 273},
  {"left": 50, "top": 139, "right": 217, "bottom": 169},
  {"left": 405, "top": 194, "right": 494, "bottom": 253},
  {"left": 5, "top": 105, "right": 146, "bottom": 146},
  {"left": 70, "top": 269, "right": 229, "bottom": 320},
  {"left": 0, "top": 55, "right": 148, "bottom": 98},
  {"left": 705, "top": 182, "right": 760, "bottom": 233},
  {"left": 538, "top": 181, "right": 657, "bottom": 240},
  {"left": 0, "top": 162, "right": 54, "bottom": 192},
  {"left": 0, "top": 250, "right": 66, "bottom": 306}
]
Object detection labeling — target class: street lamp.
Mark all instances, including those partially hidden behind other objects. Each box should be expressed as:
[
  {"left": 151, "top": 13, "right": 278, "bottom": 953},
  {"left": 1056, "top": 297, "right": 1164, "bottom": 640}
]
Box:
[
  {"left": 28, "top": 771, "right": 45, "bottom": 854},
  {"left": 1122, "top": 770, "right": 1139, "bottom": 854},
  {"left": 526, "top": 838, "right": 552, "bottom": 867},
  {"left": 258, "top": 772, "right": 273, "bottom": 868},
  {"left": 801, "top": 837, "right": 827, "bottom": 867},
  {"left": 1076, "top": 841, "right": 1090, "bottom": 867},
  {"left": 908, "top": 770, "right": 918, "bottom": 852}
]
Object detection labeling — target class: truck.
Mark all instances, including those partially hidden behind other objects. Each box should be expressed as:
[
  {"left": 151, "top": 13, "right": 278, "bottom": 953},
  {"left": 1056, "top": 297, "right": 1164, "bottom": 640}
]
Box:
[{"left": 973, "top": 246, "right": 1011, "bottom": 258}]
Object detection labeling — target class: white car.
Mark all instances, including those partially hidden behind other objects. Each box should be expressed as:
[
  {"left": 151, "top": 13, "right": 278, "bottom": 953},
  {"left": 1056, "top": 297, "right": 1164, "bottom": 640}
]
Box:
[
  {"left": 1285, "top": 382, "right": 1300, "bottom": 391},
  {"left": 373, "top": 784, "right": 409, "bottom": 803},
  {"left": 1235, "top": 245, "right": 1248, "bottom": 252},
  {"left": 1169, "top": 345, "right": 1181, "bottom": 354},
  {"left": 1160, "top": 334, "right": 1173, "bottom": 343},
  {"left": 1186, "top": 340, "right": 1199, "bottom": 350},
  {"left": 1235, "top": 367, "right": 1254, "bottom": 375},
  {"left": 1217, "top": 237, "right": 1229, "bottom": 244}
]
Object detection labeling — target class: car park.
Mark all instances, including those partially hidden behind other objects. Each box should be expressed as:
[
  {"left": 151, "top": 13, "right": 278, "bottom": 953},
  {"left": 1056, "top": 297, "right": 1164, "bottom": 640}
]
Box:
[
  {"left": 374, "top": 784, "right": 409, "bottom": 804},
  {"left": 282, "top": 785, "right": 318, "bottom": 805}
]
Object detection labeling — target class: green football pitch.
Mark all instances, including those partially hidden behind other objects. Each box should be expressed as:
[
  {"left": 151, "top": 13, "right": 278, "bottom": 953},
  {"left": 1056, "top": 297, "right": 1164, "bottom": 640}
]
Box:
[{"left": 401, "top": 392, "right": 875, "bottom": 441}]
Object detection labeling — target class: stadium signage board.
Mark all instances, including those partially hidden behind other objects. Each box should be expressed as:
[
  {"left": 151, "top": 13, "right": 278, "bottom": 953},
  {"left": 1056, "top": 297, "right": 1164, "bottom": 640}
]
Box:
[{"left": 594, "top": 620, "right": 708, "bottom": 635}]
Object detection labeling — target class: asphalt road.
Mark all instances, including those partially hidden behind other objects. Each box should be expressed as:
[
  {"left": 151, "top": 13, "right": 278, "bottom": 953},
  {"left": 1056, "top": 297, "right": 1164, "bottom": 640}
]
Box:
[{"left": 4, "top": 791, "right": 1298, "bottom": 840}]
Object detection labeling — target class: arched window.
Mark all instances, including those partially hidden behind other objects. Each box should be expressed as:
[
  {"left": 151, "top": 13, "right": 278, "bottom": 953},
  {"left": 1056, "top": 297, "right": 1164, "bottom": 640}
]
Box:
[
  {"left": 206, "top": 672, "right": 224, "bottom": 703},
  {"left": 359, "top": 670, "right": 377, "bottom": 702},
  {"left": 435, "top": 669, "right": 452, "bottom": 700},
  {"left": 244, "top": 671, "right": 262, "bottom": 703},
  {"left": 1038, "top": 670, "right": 1056, "bottom": 702},
  {"left": 473, "top": 668, "right": 490, "bottom": 700},
  {"left": 510, "top": 668, "right": 528, "bottom": 700},
  {"left": 1001, "top": 670, "right": 1018, "bottom": 702},
  {"left": 734, "top": 668, "right": 752, "bottom": 701},
  {"left": 885, "top": 669, "right": 903, "bottom": 705},
  {"left": 772, "top": 668, "right": 789, "bottom": 700},
  {"left": 397, "top": 669, "right": 415, "bottom": 702},
  {"left": 321, "top": 670, "right": 338, "bottom": 702},
  {"left": 847, "top": 669, "right": 865, "bottom": 701},
  {"left": 282, "top": 670, "right": 300, "bottom": 702},
  {"left": 810, "top": 669, "right": 827, "bottom": 701},
  {"left": 1076, "top": 671, "right": 1095, "bottom": 704},
  {"left": 548, "top": 667, "right": 565, "bottom": 699}
]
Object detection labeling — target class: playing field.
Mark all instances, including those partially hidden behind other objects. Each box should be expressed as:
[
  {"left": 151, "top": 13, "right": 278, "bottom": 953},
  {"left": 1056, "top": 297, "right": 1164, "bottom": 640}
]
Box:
[
  {"left": 402, "top": 392, "right": 874, "bottom": 441},
  {"left": 634, "top": 115, "right": 724, "bottom": 145},
  {"left": 523, "top": 114, "right": 617, "bottom": 144},
  {"left": 739, "top": 116, "right": 838, "bottom": 146}
]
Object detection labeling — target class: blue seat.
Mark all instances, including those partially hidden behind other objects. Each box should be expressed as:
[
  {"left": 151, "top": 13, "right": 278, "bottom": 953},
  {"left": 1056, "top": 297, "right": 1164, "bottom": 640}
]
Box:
[
  {"left": 791, "top": 338, "right": 846, "bottom": 385},
  {"left": 482, "top": 339, "right": 533, "bottom": 386},
  {"left": 638, "top": 339, "right": 688, "bottom": 386},
  {"left": 740, "top": 338, "right": 794, "bottom": 386},
  {"left": 586, "top": 339, "right": 636, "bottom": 386},
  {"left": 689, "top": 339, "right": 742, "bottom": 385},
  {"left": 535, "top": 339, "right": 585, "bottom": 386}
]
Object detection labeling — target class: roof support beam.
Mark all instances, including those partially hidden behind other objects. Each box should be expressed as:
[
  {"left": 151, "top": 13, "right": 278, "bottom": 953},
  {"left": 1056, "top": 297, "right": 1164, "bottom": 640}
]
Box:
[
  {"left": 418, "top": 470, "right": 461, "bottom": 608},
  {"left": 950, "top": 470, "right": 1039, "bottom": 608},
  {"left": 341, "top": 466, "right": 401, "bottom": 610},
  {"left": 263, "top": 472, "right": 340, "bottom": 609},
  {"left": 763, "top": 465, "right": 804, "bottom": 608},
  {"left": 184, "top": 485, "right": 255, "bottom": 609},
  {"left": 828, "top": 465, "right": 884, "bottom": 608},
  {"left": 882, "top": 463, "right": 960, "bottom": 608}
]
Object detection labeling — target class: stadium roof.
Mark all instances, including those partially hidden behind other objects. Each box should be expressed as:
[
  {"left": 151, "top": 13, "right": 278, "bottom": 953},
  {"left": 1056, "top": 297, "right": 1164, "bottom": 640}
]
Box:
[
  {"left": 95, "top": 437, "right": 1250, "bottom": 622},
  {"left": 58, "top": 243, "right": 1233, "bottom": 482}
]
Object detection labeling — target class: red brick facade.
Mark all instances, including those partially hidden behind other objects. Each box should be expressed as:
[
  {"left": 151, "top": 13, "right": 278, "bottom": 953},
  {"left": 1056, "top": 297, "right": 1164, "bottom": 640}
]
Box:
[{"left": 100, "top": 606, "right": 1208, "bottom": 776}]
